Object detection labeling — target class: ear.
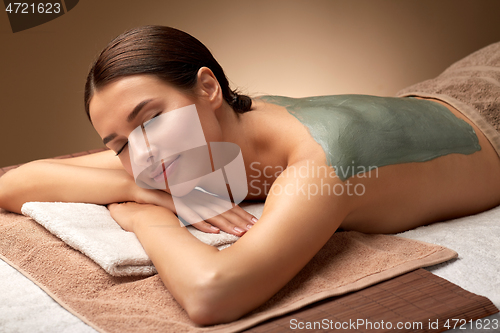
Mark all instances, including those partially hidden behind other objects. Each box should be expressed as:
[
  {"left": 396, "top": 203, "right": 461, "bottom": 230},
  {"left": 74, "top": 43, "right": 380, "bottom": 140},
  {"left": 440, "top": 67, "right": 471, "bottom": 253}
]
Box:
[{"left": 195, "top": 67, "right": 223, "bottom": 109}]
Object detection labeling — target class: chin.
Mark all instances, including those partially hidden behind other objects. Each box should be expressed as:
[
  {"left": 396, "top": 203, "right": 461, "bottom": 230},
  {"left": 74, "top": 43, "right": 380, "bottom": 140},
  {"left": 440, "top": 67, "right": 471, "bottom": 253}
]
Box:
[{"left": 169, "top": 178, "right": 200, "bottom": 197}]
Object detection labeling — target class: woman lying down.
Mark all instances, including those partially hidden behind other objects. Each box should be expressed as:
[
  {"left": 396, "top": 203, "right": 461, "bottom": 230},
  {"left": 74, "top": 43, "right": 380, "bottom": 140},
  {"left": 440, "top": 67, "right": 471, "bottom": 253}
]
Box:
[{"left": 1, "top": 26, "right": 500, "bottom": 325}]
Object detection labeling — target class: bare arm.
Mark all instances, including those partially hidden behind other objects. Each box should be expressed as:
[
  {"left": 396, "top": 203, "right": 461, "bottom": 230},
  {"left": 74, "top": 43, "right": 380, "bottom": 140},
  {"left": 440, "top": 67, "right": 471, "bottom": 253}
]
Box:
[
  {"left": 109, "top": 160, "right": 350, "bottom": 325},
  {"left": 0, "top": 150, "right": 254, "bottom": 236},
  {"left": 0, "top": 150, "right": 173, "bottom": 214}
]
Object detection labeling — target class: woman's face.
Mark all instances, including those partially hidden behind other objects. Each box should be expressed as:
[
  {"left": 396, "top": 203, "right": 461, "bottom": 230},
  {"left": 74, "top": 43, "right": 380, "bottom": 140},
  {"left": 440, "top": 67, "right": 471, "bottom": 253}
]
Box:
[{"left": 89, "top": 74, "right": 223, "bottom": 194}]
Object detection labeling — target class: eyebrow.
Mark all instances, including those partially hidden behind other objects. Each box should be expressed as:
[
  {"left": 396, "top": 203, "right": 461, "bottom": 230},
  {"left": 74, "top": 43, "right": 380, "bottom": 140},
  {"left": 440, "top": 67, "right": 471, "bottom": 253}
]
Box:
[{"left": 102, "top": 98, "right": 155, "bottom": 145}]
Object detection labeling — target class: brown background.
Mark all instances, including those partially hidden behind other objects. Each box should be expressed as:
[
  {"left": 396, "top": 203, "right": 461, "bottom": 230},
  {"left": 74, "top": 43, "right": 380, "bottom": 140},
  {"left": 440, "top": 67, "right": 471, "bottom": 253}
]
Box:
[{"left": 1, "top": 0, "right": 500, "bottom": 167}]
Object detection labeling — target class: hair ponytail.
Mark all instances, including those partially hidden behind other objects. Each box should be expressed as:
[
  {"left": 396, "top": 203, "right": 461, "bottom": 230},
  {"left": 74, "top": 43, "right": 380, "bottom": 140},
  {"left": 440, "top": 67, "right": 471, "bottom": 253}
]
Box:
[{"left": 229, "top": 91, "right": 252, "bottom": 113}]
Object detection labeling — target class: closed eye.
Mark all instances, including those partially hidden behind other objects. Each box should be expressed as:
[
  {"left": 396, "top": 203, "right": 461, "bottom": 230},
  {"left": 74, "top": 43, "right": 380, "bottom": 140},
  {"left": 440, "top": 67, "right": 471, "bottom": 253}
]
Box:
[
  {"left": 116, "top": 111, "right": 163, "bottom": 156},
  {"left": 143, "top": 111, "right": 163, "bottom": 127},
  {"left": 115, "top": 142, "right": 128, "bottom": 156}
]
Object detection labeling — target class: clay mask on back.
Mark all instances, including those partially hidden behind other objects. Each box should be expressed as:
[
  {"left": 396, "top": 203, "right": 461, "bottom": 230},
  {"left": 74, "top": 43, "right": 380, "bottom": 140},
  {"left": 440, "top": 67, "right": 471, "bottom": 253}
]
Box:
[{"left": 260, "top": 95, "right": 481, "bottom": 181}]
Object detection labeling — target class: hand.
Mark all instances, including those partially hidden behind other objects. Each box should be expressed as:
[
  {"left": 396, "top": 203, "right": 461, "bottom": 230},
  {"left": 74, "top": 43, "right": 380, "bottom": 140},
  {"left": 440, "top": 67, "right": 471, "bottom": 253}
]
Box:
[
  {"left": 173, "top": 190, "right": 258, "bottom": 236},
  {"left": 108, "top": 201, "right": 148, "bottom": 232},
  {"left": 107, "top": 201, "right": 175, "bottom": 232},
  {"left": 131, "top": 185, "right": 258, "bottom": 236}
]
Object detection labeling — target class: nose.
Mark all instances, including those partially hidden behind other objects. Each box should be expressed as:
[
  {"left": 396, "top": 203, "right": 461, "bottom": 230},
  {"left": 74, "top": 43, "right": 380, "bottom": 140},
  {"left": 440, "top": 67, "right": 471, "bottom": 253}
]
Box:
[
  {"left": 128, "top": 128, "right": 158, "bottom": 168},
  {"left": 133, "top": 144, "right": 161, "bottom": 167},
  {"left": 130, "top": 144, "right": 152, "bottom": 167}
]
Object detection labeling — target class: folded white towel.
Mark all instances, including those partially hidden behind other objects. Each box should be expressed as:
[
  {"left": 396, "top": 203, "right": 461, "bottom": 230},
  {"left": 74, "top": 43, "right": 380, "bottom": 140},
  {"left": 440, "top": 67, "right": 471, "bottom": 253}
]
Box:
[{"left": 21, "top": 202, "right": 264, "bottom": 277}]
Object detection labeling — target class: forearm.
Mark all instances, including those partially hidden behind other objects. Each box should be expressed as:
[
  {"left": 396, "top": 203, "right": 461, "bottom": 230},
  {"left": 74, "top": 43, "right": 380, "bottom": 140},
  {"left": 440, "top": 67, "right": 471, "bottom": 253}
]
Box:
[
  {"left": 131, "top": 207, "right": 269, "bottom": 325},
  {"left": 126, "top": 166, "right": 350, "bottom": 325},
  {"left": 132, "top": 209, "right": 220, "bottom": 309},
  {"left": 0, "top": 160, "right": 134, "bottom": 213}
]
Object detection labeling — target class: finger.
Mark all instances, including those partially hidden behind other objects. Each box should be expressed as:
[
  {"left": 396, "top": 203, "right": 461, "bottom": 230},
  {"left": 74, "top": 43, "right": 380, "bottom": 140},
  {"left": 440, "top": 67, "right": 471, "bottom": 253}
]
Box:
[
  {"left": 178, "top": 206, "right": 221, "bottom": 233},
  {"left": 107, "top": 203, "right": 118, "bottom": 209},
  {"left": 176, "top": 203, "right": 241, "bottom": 235},
  {"left": 228, "top": 205, "right": 259, "bottom": 225},
  {"left": 185, "top": 192, "right": 258, "bottom": 225},
  {"left": 217, "top": 209, "right": 254, "bottom": 232},
  {"left": 204, "top": 213, "right": 248, "bottom": 236},
  {"left": 107, "top": 202, "right": 125, "bottom": 214},
  {"left": 195, "top": 200, "right": 257, "bottom": 232},
  {"left": 189, "top": 220, "right": 221, "bottom": 234},
  {"left": 197, "top": 197, "right": 257, "bottom": 224}
]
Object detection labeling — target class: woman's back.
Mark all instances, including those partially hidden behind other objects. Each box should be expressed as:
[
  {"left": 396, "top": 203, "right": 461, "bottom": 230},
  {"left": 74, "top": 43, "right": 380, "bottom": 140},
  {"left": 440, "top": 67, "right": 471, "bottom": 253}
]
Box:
[
  {"left": 248, "top": 95, "right": 500, "bottom": 233},
  {"left": 259, "top": 94, "right": 481, "bottom": 180}
]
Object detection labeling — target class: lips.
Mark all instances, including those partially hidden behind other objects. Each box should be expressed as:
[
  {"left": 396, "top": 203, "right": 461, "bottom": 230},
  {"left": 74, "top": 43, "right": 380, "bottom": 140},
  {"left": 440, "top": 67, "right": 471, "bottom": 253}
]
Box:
[{"left": 151, "top": 155, "right": 180, "bottom": 182}]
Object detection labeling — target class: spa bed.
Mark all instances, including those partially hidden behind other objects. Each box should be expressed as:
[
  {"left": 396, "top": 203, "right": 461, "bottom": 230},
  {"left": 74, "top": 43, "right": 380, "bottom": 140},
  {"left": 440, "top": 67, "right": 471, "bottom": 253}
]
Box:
[{"left": 0, "top": 149, "right": 499, "bottom": 333}]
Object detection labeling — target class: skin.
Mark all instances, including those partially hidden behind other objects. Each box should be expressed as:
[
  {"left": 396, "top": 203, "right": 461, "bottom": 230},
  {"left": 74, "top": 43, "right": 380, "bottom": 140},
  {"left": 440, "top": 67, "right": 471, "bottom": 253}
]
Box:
[{"left": 2, "top": 67, "right": 500, "bottom": 325}]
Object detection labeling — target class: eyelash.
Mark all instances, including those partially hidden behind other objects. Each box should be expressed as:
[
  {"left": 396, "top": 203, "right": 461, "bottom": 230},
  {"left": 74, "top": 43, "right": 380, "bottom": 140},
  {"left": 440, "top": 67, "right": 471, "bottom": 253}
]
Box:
[
  {"left": 115, "top": 111, "right": 163, "bottom": 156},
  {"left": 115, "top": 143, "right": 128, "bottom": 156}
]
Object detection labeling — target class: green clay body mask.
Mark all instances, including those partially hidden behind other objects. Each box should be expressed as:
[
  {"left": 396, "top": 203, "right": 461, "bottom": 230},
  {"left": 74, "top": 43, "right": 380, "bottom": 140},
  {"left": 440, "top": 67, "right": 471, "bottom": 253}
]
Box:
[{"left": 260, "top": 95, "right": 481, "bottom": 181}]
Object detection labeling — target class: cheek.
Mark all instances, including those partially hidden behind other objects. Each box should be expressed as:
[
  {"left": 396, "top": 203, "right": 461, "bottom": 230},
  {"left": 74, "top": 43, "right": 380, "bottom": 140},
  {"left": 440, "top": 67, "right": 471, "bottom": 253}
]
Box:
[
  {"left": 142, "top": 104, "right": 207, "bottom": 157},
  {"left": 118, "top": 153, "right": 134, "bottom": 177}
]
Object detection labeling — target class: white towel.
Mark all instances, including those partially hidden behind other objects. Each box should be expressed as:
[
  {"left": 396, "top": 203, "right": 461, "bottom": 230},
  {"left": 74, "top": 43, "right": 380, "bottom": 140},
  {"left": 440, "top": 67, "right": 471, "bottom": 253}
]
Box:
[
  {"left": 398, "top": 205, "right": 500, "bottom": 309},
  {"left": 21, "top": 202, "right": 264, "bottom": 277}
]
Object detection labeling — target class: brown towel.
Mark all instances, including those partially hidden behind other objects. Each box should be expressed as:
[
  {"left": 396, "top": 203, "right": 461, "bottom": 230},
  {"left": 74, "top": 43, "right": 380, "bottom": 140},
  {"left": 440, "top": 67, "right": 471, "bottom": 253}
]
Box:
[
  {"left": 396, "top": 41, "right": 500, "bottom": 156},
  {"left": 0, "top": 209, "right": 456, "bottom": 333}
]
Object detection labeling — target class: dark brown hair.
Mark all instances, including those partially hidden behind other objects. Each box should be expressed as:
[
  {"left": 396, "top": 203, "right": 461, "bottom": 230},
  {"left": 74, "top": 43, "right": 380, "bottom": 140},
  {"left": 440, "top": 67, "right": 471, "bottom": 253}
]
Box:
[{"left": 84, "top": 25, "right": 252, "bottom": 121}]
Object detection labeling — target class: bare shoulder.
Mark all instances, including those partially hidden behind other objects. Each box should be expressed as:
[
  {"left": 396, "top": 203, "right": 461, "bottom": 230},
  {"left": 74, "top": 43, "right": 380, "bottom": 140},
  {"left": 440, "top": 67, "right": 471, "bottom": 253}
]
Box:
[{"left": 39, "top": 149, "right": 124, "bottom": 169}]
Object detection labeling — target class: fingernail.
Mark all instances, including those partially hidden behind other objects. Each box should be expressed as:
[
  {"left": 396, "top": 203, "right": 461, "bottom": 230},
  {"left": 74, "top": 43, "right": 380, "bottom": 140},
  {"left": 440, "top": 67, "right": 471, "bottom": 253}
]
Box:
[
  {"left": 234, "top": 227, "right": 244, "bottom": 233},
  {"left": 211, "top": 226, "right": 220, "bottom": 232},
  {"left": 246, "top": 224, "right": 253, "bottom": 230},
  {"left": 251, "top": 217, "right": 258, "bottom": 224}
]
